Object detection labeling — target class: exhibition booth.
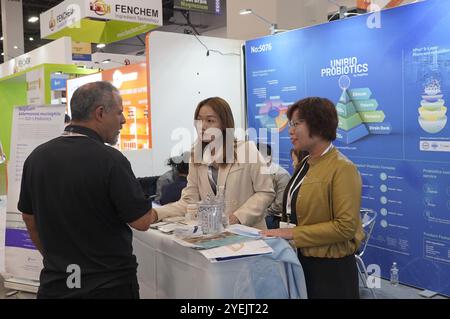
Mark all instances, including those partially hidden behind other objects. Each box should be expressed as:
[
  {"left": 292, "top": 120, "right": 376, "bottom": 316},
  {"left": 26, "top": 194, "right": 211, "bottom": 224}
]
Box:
[
  {"left": 244, "top": 0, "right": 450, "bottom": 296},
  {"left": 0, "top": 0, "right": 450, "bottom": 298}
]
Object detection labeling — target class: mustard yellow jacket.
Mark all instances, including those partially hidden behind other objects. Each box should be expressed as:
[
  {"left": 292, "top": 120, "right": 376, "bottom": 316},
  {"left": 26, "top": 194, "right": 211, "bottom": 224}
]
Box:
[{"left": 292, "top": 147, "right": 364, "bottom": 258}]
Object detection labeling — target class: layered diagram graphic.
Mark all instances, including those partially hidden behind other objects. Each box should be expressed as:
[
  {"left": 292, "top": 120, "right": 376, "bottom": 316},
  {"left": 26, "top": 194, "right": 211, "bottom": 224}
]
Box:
[
  {"left": 418, "top": 79, "right": 447, "bottom": 134},
  {"left": 336, "top": 88, "right": 392, "bottom": 144},
  {"left": 255, "top": 98, "right": 290, "bottom": 132}
]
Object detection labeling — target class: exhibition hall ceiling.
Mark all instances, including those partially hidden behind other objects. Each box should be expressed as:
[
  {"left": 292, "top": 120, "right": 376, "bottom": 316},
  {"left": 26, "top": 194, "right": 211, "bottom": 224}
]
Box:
[
  {"left": 1, "top": 1, "right": 62, "bottom": 58},
  {"left": 0, "top": 0, "right": 225, "bottom": 63},
  {"left": 0, "top": 0, "right": 421, "bottom": 64}
]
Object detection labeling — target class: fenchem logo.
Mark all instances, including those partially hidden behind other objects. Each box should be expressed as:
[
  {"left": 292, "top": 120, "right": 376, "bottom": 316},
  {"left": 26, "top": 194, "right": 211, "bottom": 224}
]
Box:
[
  {"left": 90, "top": 0, "right": 111, "bottom": 16},
  {"left": 49, "top": 11, "right": 56, "bottom": 31}
]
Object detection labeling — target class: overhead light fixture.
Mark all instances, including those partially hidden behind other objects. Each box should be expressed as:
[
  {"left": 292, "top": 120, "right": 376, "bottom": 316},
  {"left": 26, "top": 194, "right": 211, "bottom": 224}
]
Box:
[
  {"left": 96, "top": 43, "right": 106, "bottom": 49},
  {"left": 1, "top": 52, "right": 4, "bottom": 56},
  {"left": 344, "top": 12, "right": 361, "bottom": 17},
  {"left": 0, "top": 36, "right": 3, "bottom": 41},
  {"left": 13, "top": 45, "right": 18, "bottom": 49},
  {"left": 101, "top": 59, "right": 111, "bottom": 64},
  {"left": 239, "top": 9, "right": 252, "bottom": 15},
  {"left": 328, "top": 0, "right": 348, "bottom": 21},
  {"left": 328, "top": 4, "right": 355, "bottom": 22},
  {"left": 29, "top": 37, "right": 34, "bottom": 41},
  {"left": 28, "top": 16, "right": 39, "bottom": 23},
  {"left": 239, "top": 8, "right": 284, "bottom": 35}
]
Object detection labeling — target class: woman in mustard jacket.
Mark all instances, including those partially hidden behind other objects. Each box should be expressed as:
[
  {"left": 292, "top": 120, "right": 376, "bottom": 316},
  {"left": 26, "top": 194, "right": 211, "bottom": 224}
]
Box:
[{"left": 262, "top": 97, "right": 364, "bottom": 299}]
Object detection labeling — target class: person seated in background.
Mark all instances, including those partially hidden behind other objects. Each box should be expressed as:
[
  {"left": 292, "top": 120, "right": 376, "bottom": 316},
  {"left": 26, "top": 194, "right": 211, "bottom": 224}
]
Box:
[
  {"left": 137, "top": 176, "right": 159, "bottom": 200},
  {"left": 290, "top": 148, "right": 300, "bottom": 169},
  {"left": 160, "top": 152, "right": 190, "bottom": 205},
  {"left": 151, "top": 97, "right": 275, "bottom": 229},
  {"left": 137, "top": 153, "right": 188, "bottom": 202},
  {"left": 256, "top": 143, "right": 291, "bottom": 229},
  {"left": 64, "top": 114, "right": 71, "bottom": 127},
  {"left": 153, "top": 161, "right": 177, "bottom": 203},
  {"left": 290, "top": 147, "right": 309, "bottom": 170}
]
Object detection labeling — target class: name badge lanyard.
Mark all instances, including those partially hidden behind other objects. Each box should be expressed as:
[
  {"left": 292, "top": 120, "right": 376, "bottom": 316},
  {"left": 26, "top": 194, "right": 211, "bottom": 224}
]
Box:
[
  {"left": 61, "top": 132, "right": 88, "bottom": 138},
  {"left": 286, "top": 160, "right": 308, "bottom": 223},
  {"left": 207, "top": 165, "right": 217, "bottom": 195}
]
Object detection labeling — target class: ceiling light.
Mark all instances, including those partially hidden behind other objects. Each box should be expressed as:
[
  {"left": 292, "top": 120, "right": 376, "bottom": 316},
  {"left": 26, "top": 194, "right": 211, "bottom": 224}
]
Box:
[
  {"left": 96, "top": 43, "right": 106, "bottom": 49},
  {"left": 29, "top": 37, "right": 34, "bottom": 41},
  {"left": 101, "top": 59, "right": 111, "bottom": 64},
  {"left": 28, "top": 16, "right": 39, "bottom": 23},
  {"left": 1, "top": 52, "right": 4, "bottom": 56},
  {"left": 344, "top": 12, "right": 361, "bottom": 17},
  {"left": 239, "top": 9, "right": 253, "bottom": 15},
  {"left": 0, "top": 36, "right": 3, "bottom": 41},
  {"left": 13, "top": 45, "right": 18, "bottom": 49},
  {"left": 239, "top": 8, "right": 284, "bottom": 35}
]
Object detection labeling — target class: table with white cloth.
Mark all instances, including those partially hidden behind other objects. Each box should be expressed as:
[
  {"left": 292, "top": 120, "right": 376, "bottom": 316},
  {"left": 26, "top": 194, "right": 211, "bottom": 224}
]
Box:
[{"left": 132, "top": 228, "right": 308, "bottom": 299}]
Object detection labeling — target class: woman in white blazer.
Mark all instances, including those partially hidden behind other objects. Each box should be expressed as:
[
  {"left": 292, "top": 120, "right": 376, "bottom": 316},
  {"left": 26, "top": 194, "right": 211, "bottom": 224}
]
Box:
[{"left": 153, "top": 97, "right": 275, "bottom": 229}]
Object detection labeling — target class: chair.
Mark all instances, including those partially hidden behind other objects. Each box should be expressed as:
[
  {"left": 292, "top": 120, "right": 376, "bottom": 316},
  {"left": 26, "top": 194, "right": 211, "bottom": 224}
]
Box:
[
  {"left": 356, "top": 208, "right": 377, "bottom": 299},
  {"left": 137, "top": 176, "right": 160, "bottom": 199}
]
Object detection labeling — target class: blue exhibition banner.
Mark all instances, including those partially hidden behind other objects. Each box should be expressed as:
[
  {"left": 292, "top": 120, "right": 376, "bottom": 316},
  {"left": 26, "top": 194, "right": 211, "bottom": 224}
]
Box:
[
  {"left": 245, "top": 0, "right": 450, "bottom": 296},
  {"left": 50, "top": 74, "right": 69, "bottom": 91}
]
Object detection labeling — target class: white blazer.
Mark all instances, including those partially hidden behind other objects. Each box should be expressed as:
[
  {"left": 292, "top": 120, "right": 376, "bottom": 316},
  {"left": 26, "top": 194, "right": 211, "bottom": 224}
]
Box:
[{"left": 155, "top": 141, "right": 275, "bottom": 229}]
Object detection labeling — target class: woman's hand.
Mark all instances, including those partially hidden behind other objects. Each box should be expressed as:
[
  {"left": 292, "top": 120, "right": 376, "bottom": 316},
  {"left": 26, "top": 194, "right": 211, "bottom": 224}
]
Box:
[
  {"left": 260, "top": 228, "right": 294, "bottom": 240},
  {"left": 229, "top": 214, "right": 240, "bottom": 225}
]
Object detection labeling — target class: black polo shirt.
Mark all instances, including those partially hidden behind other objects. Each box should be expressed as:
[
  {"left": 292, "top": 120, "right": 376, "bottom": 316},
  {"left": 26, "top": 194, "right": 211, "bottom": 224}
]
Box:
[{"left": 18, "top": 125, "right": 151, "bottom": 298}]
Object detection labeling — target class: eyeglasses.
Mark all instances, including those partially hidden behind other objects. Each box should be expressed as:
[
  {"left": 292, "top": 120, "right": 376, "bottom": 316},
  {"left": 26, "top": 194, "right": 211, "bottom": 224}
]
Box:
[{"left": 288, "top": 119, "right": 304, "bottom": 129}]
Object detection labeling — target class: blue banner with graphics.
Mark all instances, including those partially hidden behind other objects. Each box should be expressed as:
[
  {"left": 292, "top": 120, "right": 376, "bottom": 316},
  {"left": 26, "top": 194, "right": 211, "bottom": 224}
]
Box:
[{"left": 245, "top": 0, "right": 450, "bottom": 296}]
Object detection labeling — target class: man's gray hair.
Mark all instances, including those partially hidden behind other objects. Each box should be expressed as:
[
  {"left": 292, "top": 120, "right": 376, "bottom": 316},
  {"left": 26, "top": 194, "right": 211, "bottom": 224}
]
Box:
[{"left": 70, "top": 81, "right": 120, "bottom": 121}]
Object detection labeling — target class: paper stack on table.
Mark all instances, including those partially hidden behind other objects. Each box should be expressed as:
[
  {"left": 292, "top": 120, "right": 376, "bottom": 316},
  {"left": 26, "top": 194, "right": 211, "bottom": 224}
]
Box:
[
  {"left": 172, "top": 224, "right": 274, "bottom": 262},
  {"left": 199, "top": 239, "right": 273, "bottom": 262}
]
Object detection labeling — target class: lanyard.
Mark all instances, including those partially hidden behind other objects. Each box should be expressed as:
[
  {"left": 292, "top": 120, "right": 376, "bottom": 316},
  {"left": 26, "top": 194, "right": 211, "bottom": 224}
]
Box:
[
  {"left": 286, "top": 143, "right": 334, "bottom": 221},
  {"left": 63, "top": 125, "right": 104, "bottom": 143},
  {"left": 61, "top": 132, "right": 88, "bottom": 138},
  {"left": 286, "top": 159, "right": 308, "bottom": 220},
  {"left": 208, "top": 165, "right": 218, "bottom": 194}
]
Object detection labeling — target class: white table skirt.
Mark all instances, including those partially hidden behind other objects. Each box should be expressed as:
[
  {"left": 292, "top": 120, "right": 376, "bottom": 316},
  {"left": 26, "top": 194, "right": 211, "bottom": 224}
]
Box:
[{"left": 132, "top": 228, "right": 307, "bottom": 299}]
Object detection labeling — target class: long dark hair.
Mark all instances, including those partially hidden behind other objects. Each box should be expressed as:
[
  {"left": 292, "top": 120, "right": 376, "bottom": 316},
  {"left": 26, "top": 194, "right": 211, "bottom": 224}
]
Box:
[{"left": 192, "top": 97, "right": 236, "bottom": 166}]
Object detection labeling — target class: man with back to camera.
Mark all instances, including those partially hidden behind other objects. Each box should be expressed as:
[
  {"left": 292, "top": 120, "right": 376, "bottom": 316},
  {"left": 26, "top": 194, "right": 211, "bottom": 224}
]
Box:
[{"left": 18, "top": 81, "right": 158, "bottom": 299}]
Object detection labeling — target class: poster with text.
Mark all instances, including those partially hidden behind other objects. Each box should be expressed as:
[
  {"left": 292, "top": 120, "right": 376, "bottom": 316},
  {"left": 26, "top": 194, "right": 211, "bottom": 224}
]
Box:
[
  {"left": 5, "top": 104, "right": 65, "bottom": 281},
  {"left": 245, "top": 0, "right": 450, "bottom": 295}
]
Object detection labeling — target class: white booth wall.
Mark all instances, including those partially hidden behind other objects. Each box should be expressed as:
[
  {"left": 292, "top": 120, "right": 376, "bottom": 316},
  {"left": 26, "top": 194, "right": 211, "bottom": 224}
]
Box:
[
  {"left": 63, "top": 32, "right": 244, "bottom": 178},
  {"left": 144, "top": 31, "right": 244, "bottom": 176}
]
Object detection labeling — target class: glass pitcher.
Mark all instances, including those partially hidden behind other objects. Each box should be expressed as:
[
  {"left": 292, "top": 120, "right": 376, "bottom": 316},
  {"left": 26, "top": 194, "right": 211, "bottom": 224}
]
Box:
[{"left": 197, "top": 200, "right": 223, "bottom": 235}]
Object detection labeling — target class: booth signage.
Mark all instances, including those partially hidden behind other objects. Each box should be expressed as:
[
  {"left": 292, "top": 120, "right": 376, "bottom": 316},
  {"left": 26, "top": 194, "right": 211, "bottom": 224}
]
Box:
[
  {"left": 40, "top": 0, "right": 162, "bottom": 43},
  {"left": 245, "top": 0, "right": 450, "bottom": 296},
  {"left": 85, "top": 0, "right": 162, "bottom": 25},
  {"left": 174, "top": 0, "right": 221, "bottom": 14},
  {"left": 42, "top": 1, "right": 83, "bottom": 36},
  {"left": 72, "top": 41, "right": 92, "bottom": 61},
  {"left": 0, "top": 37, "right": 73, "bottom": 78}
]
